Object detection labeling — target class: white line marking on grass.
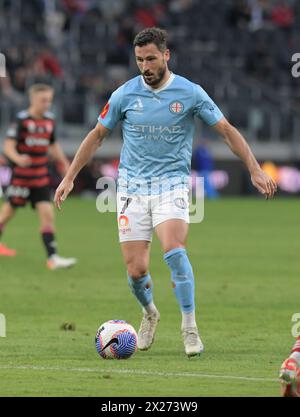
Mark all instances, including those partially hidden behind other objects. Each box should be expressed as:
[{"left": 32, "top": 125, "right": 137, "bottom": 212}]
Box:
[{"left": 0, "top": 365, "right": 278, "bottom": 383}]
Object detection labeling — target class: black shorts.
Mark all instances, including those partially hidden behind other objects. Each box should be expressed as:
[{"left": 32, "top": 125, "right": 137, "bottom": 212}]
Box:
[{"left": 5, "top": 185, "right": 51, "bottom": 209}]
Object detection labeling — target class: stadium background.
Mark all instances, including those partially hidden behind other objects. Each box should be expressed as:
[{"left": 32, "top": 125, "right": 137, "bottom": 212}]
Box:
[
  {"left": 0, "top": 0, "right": 300, "bottom": 398},
  {"left": 0, "top": 0, "right": 300, "bottom": 196}
]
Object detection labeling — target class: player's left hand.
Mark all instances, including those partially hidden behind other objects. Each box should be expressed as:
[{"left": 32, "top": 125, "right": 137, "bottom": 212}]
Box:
[{"left": 250, "top": 168, "right": 277, "bottom": 199}]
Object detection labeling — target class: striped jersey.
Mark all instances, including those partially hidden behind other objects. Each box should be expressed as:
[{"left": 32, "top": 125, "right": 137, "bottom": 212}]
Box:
[{"left": 6, "top": 110, "right": 56, "bottom": 188}]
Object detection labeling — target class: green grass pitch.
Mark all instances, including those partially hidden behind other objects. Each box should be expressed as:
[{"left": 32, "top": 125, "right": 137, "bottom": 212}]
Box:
[{"left": 0, "top": 196, "right": 299, "bottom": 397}]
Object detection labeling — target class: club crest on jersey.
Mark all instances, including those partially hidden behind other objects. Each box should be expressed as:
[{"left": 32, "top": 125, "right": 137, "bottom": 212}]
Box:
[{"left": 169, "top": 101, "right": 184, "bottom": 114}]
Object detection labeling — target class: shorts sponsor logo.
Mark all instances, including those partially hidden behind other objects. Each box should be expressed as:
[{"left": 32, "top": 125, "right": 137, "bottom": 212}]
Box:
[
  {"left": 118, "top": 215, "right": 131, "bottom": 234},
  {"left": 119, "top": 215, "right": 129, "bottom": 227},
  {"left": 174, "top": 197, "right": 187, "bottom": 209},
  {"left": 169, "top": 101, "right": 184, "bottom": 114},
  {"left": 6, "top": 185, "right": 30, "bottom": 198}
]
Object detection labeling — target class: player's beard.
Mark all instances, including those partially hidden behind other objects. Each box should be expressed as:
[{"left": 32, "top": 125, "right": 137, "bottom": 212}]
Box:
[{"left": 143, "top": 64, "right": 167, "bottom": 88}]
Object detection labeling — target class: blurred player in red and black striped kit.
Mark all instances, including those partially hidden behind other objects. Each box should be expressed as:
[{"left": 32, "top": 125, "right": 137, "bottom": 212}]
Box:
[
  {"left": 280, "top": 336, "right": 300, "bottom": 397},
  {"left": 0, "top": 84, "right": 77, "bottom": 270}
]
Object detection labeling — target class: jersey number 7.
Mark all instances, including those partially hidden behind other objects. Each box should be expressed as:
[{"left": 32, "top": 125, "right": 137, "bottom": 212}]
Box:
[{"left": 120, "top": 197, "right": 133, "bottom": 214}]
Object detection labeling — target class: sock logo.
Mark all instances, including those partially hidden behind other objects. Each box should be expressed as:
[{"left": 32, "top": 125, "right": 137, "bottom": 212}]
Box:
[{"left": 0, "top": 314, "right": 6, "bottom": 337}]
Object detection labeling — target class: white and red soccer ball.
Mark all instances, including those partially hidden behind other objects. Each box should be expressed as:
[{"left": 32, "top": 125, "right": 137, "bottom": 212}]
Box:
[{"left": 95, "top": 320, "right": 138, "bottom": 359}]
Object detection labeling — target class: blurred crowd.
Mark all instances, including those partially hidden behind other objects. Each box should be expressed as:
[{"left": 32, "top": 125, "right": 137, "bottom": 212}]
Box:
[
  {"left": 229, "top": 0, "right": 299, "bottom": 82},
  {"left": 0, "top": 0, "right": 299, "bottom": 122},
  {"left": 0, "top": 0, "right": 299, "bottom": 197},
  {"left": 0, "top": 0, "right": 194, "bottom": 104}
]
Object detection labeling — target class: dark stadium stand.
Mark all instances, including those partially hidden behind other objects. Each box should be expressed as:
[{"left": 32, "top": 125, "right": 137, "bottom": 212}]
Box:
[{"left": 0, "top": 0, "right": 299, "bottom": 159}]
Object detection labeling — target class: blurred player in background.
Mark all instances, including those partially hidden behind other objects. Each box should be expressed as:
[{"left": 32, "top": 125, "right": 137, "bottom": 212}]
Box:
[
  {"left": 54, "top": 28, "right": 276, "bottom": 356},
  {"left": 0, "top": 84, "right": 77, "bottom": 270},
  {"left": 280, "top": 336, "right": 300, "bottom": 397},
  {"left": 193, "top": 138, "right": 219, "bottom": 199}
]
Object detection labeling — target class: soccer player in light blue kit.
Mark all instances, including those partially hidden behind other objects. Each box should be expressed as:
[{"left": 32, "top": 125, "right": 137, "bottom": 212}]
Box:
[{"left": 55, "top": 28, "right": 277, "bottom": 356}]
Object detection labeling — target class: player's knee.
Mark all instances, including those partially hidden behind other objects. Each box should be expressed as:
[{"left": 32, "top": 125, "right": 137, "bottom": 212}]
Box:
[
  {"left": 40, "top": 216, "right": 55, "bottom": 234},
  {"left": 163, "top": 243, "right": 185, "bottom": 255},
  {"left": 46, "top": 211, "right": 54, "bottom": 223},
  {"left": 40, "top": 220, "right": 54, "bottom": 231},
  {"left": 127, "top": 263, "right": 148, "bottom": 280}
]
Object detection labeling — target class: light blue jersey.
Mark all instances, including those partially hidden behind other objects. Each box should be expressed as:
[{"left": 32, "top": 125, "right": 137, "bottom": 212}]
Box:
[{"left": 98, "top": 73, "right": 223, "bottom": 194}]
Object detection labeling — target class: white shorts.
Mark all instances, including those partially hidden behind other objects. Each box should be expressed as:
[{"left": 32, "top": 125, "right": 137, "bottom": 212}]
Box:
[{"left": 117, "top": 189, "right": 190, "bottom": 242}]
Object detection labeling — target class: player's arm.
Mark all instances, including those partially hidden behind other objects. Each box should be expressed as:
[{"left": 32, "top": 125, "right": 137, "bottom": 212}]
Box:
[
  {"left": 54, "top": 122, "right": 109, "bottom": 209},
  {"left": 213, "top": 117, "right": 277, "bottom": 199},
  {"left": 3, "top": 138, "right": 31, "bottom": 167},
  {"left": 48, "top": 143, "right": 70, "bottom": 176}
]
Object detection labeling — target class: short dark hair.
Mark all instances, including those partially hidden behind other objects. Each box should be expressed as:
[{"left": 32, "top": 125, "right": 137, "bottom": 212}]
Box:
[{"left": 133, "top": 27, "right": 168, "bottom": 52}]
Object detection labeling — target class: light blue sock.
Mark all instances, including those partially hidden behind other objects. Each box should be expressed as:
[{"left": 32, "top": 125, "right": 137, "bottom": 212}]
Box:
[
  {"left": 164, "top": 248, "right": 195, "bottom": 313},
  {"left": 127, "top": 273, "right": 153, "bottom": 308}
]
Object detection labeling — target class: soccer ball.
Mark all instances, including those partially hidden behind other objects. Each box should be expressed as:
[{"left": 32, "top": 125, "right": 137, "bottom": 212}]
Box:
[{"left": 95, "top": 320, "right": 138, "bottom": 359}]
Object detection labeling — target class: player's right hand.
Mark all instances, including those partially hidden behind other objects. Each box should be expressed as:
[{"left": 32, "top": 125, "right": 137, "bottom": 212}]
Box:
[
  {"left": 17, "top": 154, "right": 32, "bottom": 167},
  {"left": 54, "top": 178, "right": 74, "bottom": 210}
]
